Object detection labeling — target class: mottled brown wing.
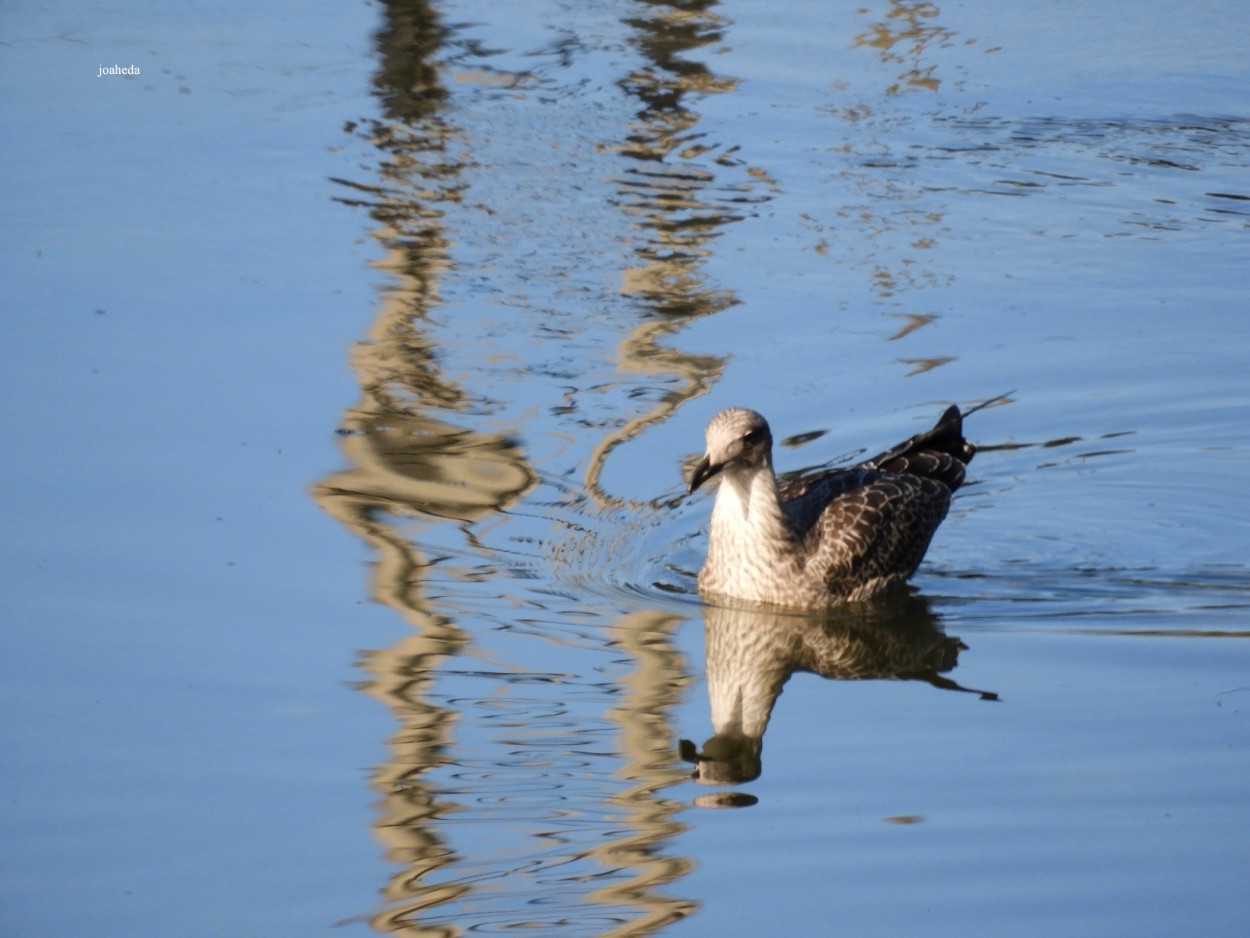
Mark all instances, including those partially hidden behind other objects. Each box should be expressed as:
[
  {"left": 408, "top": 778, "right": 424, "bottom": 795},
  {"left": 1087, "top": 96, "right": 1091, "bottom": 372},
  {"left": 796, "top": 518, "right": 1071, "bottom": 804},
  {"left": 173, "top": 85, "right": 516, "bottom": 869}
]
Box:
[
  {"left": 781, "top": 405, "right": 974, "bottom": 505},
  {"left": 794, "top": 470, "right": 952, "bottom": 594},
  {"left": 778, "top": 466, "right": 878, "bottom": 533},
  {"left": 777, "top": 405, "right": 974, "bottom": 595}
]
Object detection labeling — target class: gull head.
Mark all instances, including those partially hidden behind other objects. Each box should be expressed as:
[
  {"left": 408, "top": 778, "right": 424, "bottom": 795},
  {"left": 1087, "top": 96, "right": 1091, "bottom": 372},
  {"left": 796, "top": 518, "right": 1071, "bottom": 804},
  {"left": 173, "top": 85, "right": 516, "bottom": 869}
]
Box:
[{"left": 689, "top": 408, "right": 773, "bottom": 494}]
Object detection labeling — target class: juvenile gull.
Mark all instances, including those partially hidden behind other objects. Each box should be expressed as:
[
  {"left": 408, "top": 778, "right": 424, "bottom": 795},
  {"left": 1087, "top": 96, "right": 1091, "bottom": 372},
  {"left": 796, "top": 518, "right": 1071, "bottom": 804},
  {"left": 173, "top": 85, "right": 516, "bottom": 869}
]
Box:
[{"left": 688, "top": 405, "right": 976, "bottom": 608}]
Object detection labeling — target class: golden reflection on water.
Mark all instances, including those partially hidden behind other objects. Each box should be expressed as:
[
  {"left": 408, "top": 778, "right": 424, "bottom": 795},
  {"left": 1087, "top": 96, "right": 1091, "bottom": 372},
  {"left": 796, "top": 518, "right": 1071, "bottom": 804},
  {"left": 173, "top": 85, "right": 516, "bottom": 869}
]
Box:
[
  {"left": 798, "top": 0, "right": 975, "bottom": 378},
  {"left": 311, "top": 0, "right": 775, "bottom": 932},
  {"left": 616, "top": 1, "right": 742, "bottom": 314},
  {"left": 581, "top": 0, "right": 773, "bottom": 508},
  {"left": 589, "top": 611, "right": 697, "bottom": 933},
  {"left": 853, "top": 1, "right": 960, "bottom": 95}
]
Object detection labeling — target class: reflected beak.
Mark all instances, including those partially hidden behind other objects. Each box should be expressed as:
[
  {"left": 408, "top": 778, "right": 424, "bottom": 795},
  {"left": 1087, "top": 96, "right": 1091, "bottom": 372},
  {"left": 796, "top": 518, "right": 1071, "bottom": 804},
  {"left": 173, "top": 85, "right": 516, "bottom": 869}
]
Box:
[{"left": 689, "top": 454, "right": 722, "bottom": 494}]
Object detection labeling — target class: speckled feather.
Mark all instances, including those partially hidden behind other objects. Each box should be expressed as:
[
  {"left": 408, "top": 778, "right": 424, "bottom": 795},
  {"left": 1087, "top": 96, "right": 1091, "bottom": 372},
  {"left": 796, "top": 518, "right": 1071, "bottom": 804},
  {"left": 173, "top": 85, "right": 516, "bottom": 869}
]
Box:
[{"left": 689, "top": 405, "right": 976, "bottom": 608}]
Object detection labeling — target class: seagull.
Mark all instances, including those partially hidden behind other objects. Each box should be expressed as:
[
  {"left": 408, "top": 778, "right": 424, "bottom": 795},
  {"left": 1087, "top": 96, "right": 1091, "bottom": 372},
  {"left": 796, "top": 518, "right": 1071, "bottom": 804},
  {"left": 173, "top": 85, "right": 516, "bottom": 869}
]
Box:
[{"left": 688, "top": 404, "right": 978, "bottom": 608}]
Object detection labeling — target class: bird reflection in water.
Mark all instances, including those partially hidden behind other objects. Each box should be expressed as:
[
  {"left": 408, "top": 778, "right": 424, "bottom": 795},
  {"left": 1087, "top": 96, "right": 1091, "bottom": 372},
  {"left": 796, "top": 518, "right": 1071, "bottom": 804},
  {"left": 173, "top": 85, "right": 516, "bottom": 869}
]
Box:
[{"left": 680, "top": 594, "right": 995, "bottom": 792}]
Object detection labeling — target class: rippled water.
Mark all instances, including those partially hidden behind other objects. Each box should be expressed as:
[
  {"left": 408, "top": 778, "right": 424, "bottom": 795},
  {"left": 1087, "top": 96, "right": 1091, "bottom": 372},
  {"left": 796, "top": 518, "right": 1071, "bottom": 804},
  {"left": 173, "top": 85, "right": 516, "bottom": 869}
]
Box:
[{"left": 4, "top": 1, "right": 1249, "bottom": 936}]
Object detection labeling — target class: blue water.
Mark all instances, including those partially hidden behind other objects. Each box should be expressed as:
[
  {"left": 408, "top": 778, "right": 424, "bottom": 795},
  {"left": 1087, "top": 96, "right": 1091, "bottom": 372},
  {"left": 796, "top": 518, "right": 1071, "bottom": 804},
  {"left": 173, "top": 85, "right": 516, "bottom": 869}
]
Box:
[{"left": 3, "top": 1, "right": 1249, "bottom": 936}]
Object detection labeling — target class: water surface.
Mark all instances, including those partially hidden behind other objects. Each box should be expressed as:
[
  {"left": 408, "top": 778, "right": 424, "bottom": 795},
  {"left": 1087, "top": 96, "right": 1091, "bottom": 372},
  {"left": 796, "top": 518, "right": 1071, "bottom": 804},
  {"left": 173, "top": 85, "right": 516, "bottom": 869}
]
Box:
[{"left": 3, "top": 1, "right": 1249, "bottom": 936}]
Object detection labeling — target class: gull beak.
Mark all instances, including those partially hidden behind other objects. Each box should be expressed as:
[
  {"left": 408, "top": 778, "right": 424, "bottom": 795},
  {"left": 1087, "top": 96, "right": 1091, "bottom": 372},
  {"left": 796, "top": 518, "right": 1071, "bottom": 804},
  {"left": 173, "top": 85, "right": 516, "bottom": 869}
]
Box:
[{"left": 689, "top": 454, "right": 722, "bottom": 494}]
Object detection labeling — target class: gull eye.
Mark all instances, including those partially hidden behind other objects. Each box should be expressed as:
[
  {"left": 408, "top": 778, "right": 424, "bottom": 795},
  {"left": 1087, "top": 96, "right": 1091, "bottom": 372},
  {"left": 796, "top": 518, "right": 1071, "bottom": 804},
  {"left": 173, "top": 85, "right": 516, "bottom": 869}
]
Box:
[{"left": 743, "top": 428, "right": 762, "bottom": 444}]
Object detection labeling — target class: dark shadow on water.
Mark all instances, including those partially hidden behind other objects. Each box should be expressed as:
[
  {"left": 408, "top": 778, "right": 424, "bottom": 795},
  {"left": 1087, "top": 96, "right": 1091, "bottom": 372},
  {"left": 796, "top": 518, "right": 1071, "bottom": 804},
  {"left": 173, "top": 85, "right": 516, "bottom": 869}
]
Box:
[{"left": 680, "top": 593, "right": 996, "bottom": 792}]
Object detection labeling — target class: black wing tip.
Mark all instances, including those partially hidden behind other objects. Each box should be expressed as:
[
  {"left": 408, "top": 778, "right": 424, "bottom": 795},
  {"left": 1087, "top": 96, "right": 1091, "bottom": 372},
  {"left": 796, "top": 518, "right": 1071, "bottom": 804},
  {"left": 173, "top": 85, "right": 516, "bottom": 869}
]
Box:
[{"left": 937, "top": 403, "right": 963, "bottom": 430}]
